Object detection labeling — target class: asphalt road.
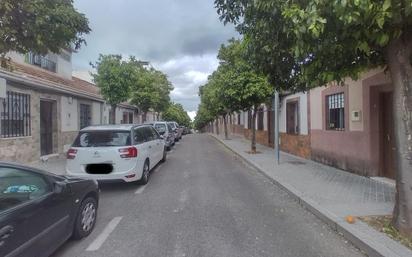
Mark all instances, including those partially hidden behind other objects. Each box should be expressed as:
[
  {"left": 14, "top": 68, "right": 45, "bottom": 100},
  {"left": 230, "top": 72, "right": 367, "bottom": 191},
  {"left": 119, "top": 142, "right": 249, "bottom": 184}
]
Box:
[{"left": 52, "top": 134, "right": 364, "bottom": 257}]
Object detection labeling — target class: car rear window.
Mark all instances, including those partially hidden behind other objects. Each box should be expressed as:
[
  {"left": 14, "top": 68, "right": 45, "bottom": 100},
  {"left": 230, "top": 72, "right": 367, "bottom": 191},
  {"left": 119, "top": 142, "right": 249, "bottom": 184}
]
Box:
[
  {"left": 73, "top": 130, "right": 131, "bottom": 147},
  {"left": 154, "top": 124, "right": 166, "bottom": 134}
]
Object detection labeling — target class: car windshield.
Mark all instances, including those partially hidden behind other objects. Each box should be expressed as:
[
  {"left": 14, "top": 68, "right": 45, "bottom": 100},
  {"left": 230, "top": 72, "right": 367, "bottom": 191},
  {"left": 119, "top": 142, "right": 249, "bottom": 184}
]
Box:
[
  {"left": 154, "top": 124, "right": 167, "bottom": 134},
  {"left": 73, "top": 131, "right": 131, "bottom": 147}
]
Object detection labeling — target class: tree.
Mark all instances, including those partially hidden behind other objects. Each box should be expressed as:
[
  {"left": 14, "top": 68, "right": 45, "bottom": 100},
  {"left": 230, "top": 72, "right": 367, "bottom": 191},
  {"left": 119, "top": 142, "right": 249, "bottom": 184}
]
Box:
[
  {"left": 214, "top": 39, "right": 273, "bottom": 151},
  {"left": 163, "top": 102, "right": 192, "bottom": 127},
  {"left": 0, "top": 0, "right": 90, "bottom": 63},
  {"left": 215, "top": 0, "right": 412, "bottom": 236},
  {"left": 130, "top": 61, "right": 173, "bottom": 123},
  {"left": 91, "top": 55, "right": 135, "bottom": 124}
]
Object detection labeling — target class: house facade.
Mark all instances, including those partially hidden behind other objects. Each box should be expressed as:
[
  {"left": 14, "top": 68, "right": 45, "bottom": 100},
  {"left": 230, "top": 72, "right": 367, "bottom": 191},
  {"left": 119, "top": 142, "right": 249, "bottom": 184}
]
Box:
[
  {"left": 310, "top": 69, "right": 394, "bottom": 178},
  {"left": 212, "top": 68, "right": 395, "bottom": 179},
  {"left": 0, "top": 51, "right": 139, "bottom": 164}
]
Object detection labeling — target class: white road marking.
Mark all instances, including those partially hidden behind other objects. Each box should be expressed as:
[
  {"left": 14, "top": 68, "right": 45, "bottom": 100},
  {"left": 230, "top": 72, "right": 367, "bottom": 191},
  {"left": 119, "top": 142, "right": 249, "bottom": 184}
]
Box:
[
  {"left": 86, "top": 216, "right": 123, "bottom": 251},
  {"left": 135, "top": 185, "right": 147, "bottom": 194}
]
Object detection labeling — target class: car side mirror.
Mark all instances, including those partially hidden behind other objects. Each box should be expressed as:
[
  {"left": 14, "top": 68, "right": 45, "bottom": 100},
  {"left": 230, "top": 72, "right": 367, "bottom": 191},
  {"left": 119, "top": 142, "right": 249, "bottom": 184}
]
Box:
[
  {"left": 173, "top": 129, "right": 177, "bottom": 132},
  {"left": 160, "top": 135, "right": 164, "bottom": 140},
  {"left": 54, "top": 181, "right": 67, "bottom": 194}
]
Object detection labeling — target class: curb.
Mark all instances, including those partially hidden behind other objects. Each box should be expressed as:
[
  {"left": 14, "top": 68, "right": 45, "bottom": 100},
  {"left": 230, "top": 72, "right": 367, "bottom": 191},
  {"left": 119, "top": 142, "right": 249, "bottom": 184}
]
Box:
[{"left": 210, "top": 134, "right": 412, "bottom": 257}]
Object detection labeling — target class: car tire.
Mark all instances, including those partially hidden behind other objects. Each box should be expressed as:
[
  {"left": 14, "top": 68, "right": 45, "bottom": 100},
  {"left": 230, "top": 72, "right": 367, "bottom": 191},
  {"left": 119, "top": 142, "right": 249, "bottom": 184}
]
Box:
[
  {"left": 161, "top": 148, "right": 167, "bottom": 163},
  {"left": 139, "top": 161, "right": 150, "bottom": 185},
  {"left": 73, "top": 197, "right": 98, "bottom": 240}
]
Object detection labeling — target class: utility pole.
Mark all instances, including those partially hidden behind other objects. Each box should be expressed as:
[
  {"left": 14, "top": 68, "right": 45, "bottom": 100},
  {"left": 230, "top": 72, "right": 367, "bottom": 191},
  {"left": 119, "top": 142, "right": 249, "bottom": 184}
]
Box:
[{"left": 273, "top": 91, "right": 280, "bottom": 165}]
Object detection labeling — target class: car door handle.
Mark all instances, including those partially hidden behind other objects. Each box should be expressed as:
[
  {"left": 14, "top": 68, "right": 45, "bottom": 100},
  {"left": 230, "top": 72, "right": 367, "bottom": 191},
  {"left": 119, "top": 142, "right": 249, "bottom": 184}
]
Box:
[
  {"left": 0, "top": 225, "right": 14, "bottom": 240},
  {"left": 148, "top": 146, "right": 152, "bottom": 149}
]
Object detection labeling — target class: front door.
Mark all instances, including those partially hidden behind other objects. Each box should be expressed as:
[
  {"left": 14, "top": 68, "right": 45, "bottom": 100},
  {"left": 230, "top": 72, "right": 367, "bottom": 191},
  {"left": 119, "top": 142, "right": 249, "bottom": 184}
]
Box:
[
  {"left": 40, "top": 101, "right": 53, "bottom": 156},
  {"left": 380, "top": 92, "right": 396, "bottom": 179}
]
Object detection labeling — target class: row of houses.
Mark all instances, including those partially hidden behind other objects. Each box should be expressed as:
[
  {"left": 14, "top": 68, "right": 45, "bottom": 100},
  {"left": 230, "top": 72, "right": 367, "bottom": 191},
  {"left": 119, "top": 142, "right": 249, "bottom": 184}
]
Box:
[
  {"left": 211, "top": 68, "right": 396, "bottom": 180},
  {"left": 0, "top": 50, "right": 160, "bottom": 164}
]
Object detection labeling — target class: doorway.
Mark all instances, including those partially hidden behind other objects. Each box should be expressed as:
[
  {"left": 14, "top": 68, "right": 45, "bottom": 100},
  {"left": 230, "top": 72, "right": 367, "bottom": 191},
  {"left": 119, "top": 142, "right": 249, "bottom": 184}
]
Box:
[
  {"left": 379, "top": 92, "right": 396, "bottom": 179},
  {"left": 40, "top": 100, "right": 54, "bottom": 156}
]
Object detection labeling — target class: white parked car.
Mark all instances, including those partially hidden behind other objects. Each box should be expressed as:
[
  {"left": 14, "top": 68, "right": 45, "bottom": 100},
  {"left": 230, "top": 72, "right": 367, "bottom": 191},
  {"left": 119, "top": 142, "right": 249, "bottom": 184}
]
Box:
[{"left": 66, "top": 125, "right": 166, "bottom": 184}]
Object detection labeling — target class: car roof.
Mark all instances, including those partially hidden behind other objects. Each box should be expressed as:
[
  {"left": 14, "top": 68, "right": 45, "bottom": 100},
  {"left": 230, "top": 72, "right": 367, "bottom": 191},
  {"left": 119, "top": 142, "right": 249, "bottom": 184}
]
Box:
[
  {"left": 80, "top": 124, "right": 147, "bottom": 131},
  {"left": 0, "top": 161, "right": 60, "bottom": 178}
]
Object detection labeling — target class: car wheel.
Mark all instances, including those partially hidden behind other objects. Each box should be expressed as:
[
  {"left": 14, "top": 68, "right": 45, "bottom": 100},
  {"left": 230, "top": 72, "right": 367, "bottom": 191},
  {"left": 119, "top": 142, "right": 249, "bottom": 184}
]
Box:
[
  {"left": 140, "top": 161, "right": 150, "bottom": 185},
  {"left": 161, "top": 148, "right": 167, "bottom": 163},
  {"left": 73, "top": 197, "right": 97, "bottom": 240}
]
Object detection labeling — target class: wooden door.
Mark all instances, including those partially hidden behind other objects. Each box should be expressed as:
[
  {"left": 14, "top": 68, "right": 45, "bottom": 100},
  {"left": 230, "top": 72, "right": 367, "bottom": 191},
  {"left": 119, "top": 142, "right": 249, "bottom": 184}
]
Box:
[
  {"left": 380, "top": 92, "right": 396, "bottom": 179},
  {"left": 40, "top": 101, "right": 53, "bottom": 156}
]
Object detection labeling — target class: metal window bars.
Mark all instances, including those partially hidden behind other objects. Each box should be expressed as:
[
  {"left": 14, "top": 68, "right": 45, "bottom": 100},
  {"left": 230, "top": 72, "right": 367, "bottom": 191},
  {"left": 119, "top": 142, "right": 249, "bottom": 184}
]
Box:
[{"left": 0, "top": 91, "right": 31, "bottom": 138}]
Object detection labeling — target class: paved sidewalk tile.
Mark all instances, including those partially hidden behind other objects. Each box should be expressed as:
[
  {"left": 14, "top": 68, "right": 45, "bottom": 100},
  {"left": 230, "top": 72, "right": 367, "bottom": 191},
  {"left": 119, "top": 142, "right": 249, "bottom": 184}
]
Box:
[
  {"left": 29, "top": 157, "right": 66, "bottom": 176},
  {"left": 211, "top": 133, "right": 412, "bottom": 257},
  {"left": 214, "top": 134, "right": 395, "bottom": 218}
]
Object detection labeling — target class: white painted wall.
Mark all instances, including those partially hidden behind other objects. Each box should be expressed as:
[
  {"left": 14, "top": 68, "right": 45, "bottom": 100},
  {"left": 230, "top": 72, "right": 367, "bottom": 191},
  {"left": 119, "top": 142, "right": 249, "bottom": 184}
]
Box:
[
  {"left": 7, "top": 51, "right": 72, "bottom": 79},
  {"left": 61, "top": 96, "right": 78, "bottom": 132},
  {"left": 263, "top": 105, "right": 268, "bottom": 130},
  {"left": 91, "top": 102, "right": 101, "bottom": 125},
  {"left": 279, "top": 92, "right": 309, "bottom": 135},
  {"left": 102, "top": 103, "right": 110, "bottom": 125}
]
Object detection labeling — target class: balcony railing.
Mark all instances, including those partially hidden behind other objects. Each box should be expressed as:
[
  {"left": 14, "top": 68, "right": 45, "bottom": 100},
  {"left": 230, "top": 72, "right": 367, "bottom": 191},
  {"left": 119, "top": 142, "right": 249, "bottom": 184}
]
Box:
[{"left": 26, "top": 53, "right": 57, "bottom": 73}]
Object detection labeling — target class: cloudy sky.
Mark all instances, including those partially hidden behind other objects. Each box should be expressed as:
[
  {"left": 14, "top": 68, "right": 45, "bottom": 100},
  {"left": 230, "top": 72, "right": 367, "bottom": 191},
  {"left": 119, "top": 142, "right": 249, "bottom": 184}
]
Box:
[{"left": 72, "top": 0, "right": 238, "bottom": 119}]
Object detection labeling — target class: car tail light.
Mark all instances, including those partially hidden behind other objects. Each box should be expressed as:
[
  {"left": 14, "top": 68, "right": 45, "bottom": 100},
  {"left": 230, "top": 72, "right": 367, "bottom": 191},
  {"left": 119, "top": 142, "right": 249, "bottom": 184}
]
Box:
[
  {"left": 119, "top": 147, "right": 138, "bottom": 158},
  {"left": 67, "top": 148, "right": 77, "bottom": 159}
]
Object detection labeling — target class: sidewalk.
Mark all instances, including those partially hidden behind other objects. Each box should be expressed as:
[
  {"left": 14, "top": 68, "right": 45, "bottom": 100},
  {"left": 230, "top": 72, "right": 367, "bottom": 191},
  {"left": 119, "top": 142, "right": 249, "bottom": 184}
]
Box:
[{"left": 210, "top": 133, "right": 412, "bottom": 257}]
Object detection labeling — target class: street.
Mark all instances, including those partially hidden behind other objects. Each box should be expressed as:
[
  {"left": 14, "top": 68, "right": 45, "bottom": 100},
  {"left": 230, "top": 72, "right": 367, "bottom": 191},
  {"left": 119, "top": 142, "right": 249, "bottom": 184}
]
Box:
[{"left": 52, "top": 134, "right": 363, "bottom": 257}]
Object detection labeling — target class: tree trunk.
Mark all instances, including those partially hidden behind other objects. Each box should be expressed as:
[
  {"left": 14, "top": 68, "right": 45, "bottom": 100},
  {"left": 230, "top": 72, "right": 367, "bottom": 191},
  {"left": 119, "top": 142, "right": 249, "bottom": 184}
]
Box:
[
  {"left": 251, "top": 105, "right": 258, "bottom": 153},
  {"left": 386, "top": 37, "right": 412, "bottom": 237},
  {"left": 110, "top": 104, "right": 116, "bottom": 124},
  {"left": 142, "top": 112, "right": 147, "bottom": 123},
  {"left": 216, "top": 118, "right": 220, "bottom": 135},
  {"left": 223, "top": 113, "right": 229, "bottom": 140}
]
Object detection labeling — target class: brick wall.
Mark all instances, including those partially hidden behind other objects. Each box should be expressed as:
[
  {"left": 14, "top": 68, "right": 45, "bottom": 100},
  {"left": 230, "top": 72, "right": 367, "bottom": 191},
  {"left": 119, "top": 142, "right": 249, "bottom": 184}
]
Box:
[
  {"left": 244, "top": 129, "right": 271, "bottom": 147},
  {"left": 280, "top": 133, "right": 311, "bottom": 159}
]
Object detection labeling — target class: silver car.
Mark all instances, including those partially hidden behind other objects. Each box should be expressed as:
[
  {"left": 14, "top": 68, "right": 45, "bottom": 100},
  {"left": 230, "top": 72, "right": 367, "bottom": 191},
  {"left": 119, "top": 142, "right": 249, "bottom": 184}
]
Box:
[{"left": 147, "top": 122, "right": 175, "bottom": 150}]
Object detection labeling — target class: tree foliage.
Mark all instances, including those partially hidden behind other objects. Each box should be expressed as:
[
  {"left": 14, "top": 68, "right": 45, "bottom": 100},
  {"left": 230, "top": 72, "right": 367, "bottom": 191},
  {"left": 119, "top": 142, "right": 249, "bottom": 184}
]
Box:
[
  {"left": 130, "top": 62, "right": 173, "bottom": 120},
  {"left": 214, "top": 0, "right": 412, "bottom": 236},
  {"left": 0, "top": 0, "right": 90, "bottom": 56},
  {"left": 162, "top": 102, "right": 192, "bottom": 127},
  {"left": 91, "top": 54, "right": 135, "bottom": 107},
  {"left": 196, "top": 38, "right": 273, "bottom": 148}
]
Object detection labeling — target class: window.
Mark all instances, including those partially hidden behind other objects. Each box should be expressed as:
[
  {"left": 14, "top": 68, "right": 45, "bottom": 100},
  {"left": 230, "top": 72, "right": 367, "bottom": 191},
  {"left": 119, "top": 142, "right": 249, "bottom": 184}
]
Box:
[
  {"left": 326, "top": 93, "right": 345, "bottom": 130},
  {"left": 79, "top": 104, "right": 91, "bottom": 129},
  {"left": 1, "top": 91, "right": 31, "bottom": 138},
  {"left": 257, "top": 107, "right": 264, "bottom": 130},
  {"left": 142, "top": 126, "right": 155, "bottom": 141},
  {"left": 73, "top": 131, "right": 131, "bottom": 147},
  {"left": 0, "top": 167, "right": 51, "bottom": 212},
  {"left": 154, "top": 123, "right": 167, "bottom": 134},
  {"left": 25, "top": 52, "right": 57, "bottom": 73},
  {"left": 129, "top": 113, "right": 133, "bottom": 124},
  {"left": 286, "top": 101, "right": 300, "bottom": 134},
  {"left": 121, "top": 112, "right": 134, "bottom": 124},
  {"left": 134, "top": 128, "right": 145, "bottom": 144},
  {"left": 149, "top": 127, "right": 160, "bottom": 139}
]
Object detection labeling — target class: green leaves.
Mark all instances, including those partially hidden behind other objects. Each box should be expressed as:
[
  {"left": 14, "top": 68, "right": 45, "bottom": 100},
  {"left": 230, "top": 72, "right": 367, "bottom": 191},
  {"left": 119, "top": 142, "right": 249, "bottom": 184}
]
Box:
[
  {"left": 91, "top": 55, "right": 135, "bottom": 106},
  {"left": 195, "top": 38, "right": 273, "bottom": 129},
  {"left": 130, "top": 64, "right": 173, "bottom": 114},
  {"left": 0, "top": 0, "right": 90, "bottom": 55},
  {"left": 163, "top": 103, "right": 191, "bottom": 127}
]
